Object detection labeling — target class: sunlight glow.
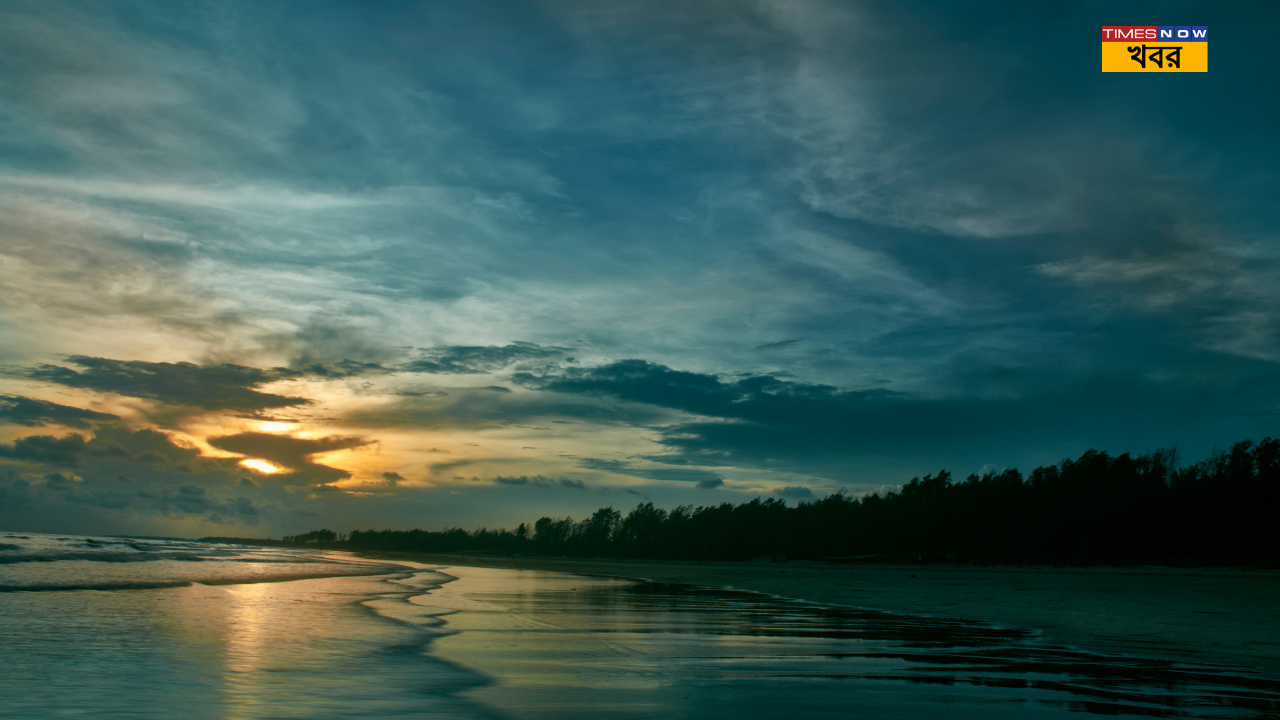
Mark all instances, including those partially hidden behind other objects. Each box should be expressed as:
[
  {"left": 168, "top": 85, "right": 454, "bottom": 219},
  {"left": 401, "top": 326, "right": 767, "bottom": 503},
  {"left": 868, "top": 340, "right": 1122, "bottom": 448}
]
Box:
[
  {"left": 240, "top": 458, "right": 282, "bottom": 474},
  {"left": 256, "top": 422, "right": 293, "bottom": 433}
]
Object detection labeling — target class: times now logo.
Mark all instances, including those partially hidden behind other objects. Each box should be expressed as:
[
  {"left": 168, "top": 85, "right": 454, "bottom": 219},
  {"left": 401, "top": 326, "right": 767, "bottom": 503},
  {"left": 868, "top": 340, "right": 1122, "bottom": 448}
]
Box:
[{"left": 1101, "top": 26, "right": 1207, "bottom": 41}]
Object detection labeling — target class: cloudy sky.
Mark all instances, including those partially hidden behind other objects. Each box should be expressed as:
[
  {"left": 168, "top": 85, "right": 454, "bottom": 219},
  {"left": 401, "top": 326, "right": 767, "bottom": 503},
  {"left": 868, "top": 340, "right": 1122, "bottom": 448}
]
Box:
[{"left": 1, "top": 0, "right": 1276, "bottom": 538}]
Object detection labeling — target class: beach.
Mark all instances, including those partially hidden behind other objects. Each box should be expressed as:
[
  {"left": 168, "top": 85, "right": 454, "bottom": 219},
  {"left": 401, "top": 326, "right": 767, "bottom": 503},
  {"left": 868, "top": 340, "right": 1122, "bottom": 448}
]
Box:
[
  {"left": 374, "top": 554, "right": 1280, "bottom": 673},
  {"left": 6, "top": 534, "right": 1279, "bottom": 718}
]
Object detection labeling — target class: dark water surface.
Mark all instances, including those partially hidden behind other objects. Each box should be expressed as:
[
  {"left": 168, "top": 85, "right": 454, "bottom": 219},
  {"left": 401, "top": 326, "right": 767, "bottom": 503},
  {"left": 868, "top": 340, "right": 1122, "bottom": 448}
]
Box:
[
  {"left": 1, "top": 534, "right": 1277, "bottom": 718},
  {"left": 421, "top": 566, "right": 1280, "bottom": 719}
]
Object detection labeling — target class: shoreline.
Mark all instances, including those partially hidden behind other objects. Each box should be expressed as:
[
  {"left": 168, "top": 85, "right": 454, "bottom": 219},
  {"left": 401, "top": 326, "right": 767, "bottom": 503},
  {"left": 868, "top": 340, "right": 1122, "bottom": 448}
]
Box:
[{"left": 360, "top": 552, "right": 1280, "bottom": 674}]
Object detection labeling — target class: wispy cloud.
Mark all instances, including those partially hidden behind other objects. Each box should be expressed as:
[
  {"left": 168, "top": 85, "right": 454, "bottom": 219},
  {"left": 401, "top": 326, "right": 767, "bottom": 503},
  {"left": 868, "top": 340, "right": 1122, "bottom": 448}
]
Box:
[
  {"left": 1, "top": 0, "right": 1276, "bottom": 536},
  {"left": 403, "top": 342, "right": 570, "bottom": 375}
]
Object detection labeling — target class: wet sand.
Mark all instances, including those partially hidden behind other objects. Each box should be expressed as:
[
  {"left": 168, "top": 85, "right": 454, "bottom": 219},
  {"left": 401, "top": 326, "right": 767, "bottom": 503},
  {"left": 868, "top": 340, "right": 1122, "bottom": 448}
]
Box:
[{"left": 373, "top": 554, "right": 1280, "bottom": 674}]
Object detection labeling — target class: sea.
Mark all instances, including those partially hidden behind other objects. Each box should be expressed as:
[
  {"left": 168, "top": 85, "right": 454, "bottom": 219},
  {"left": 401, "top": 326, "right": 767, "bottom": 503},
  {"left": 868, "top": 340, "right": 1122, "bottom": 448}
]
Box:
[{"left": 1, "top": 533, "right": 1277, "bottom": 719}]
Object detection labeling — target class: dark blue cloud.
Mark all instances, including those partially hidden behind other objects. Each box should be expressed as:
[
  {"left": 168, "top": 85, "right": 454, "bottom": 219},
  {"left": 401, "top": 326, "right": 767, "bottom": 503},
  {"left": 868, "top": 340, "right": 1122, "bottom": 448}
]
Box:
[
  {"left": 0, "top": 395, "right": 117, "bottom": 428},
  {"left": 515, "top": 359, "right": 901, "bottom": 427},
  {"left": 775, "top": 486, "right": 812, "bottom": 499},
  {"left": 0, "top": 434, "right": 89, "bottom": 466},
  {"left": 0, "top": 428, "right": 277, "bottom": 533},
  {"left": 576, "top": 457, "right": 724, "bottom": 487},
  {"left": 0, "top": 427, "right": 215, "bottom": 470},
  {"left": 522, "top": 358, "right": 1280, "bottom": 477},
  {"left": 24, "top": 357, "right": 309, "bottom": 412},
  {"left": 491, "top": 475, "right": 586, "bottom": 490}
]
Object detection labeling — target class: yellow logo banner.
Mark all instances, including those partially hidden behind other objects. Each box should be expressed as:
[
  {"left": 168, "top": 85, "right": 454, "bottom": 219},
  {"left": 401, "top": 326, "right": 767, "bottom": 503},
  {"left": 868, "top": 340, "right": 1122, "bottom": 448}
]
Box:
[{"left": 1102, "top": 42, "right": 1208, "bottom": 72}]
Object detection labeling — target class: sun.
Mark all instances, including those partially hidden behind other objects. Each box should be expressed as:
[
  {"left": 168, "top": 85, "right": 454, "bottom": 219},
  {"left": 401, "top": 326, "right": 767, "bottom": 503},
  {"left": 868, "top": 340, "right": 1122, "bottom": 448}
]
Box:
[{"left": 240, "top": 458, "right": 282, "bottom": 474}]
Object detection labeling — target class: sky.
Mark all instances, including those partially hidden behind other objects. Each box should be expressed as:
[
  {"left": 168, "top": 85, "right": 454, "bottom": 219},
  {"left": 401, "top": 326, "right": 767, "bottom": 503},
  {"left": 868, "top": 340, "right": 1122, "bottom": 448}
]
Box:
[{"left": 1, "top": 0, "right": 1277, "bottom": 538}]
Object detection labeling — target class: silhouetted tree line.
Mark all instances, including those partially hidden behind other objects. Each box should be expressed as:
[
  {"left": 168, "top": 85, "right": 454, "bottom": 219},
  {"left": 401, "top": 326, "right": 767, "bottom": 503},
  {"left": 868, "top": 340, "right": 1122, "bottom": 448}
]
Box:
[
  {"left": 211, "top": 439, "right": 1280, "bottom": 565},
  {"left": 203, "top": 529, "right": 348, "bottom": 546},
  {"left": 282, "top": 529, "right": 345, "bottom": 543}
]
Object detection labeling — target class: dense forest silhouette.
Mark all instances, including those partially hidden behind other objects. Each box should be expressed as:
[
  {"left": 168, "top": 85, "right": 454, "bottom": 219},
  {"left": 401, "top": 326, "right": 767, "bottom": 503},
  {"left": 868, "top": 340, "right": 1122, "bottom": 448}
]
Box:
[{"left": 207, "top": 439, "right": 1280, "bottom": 565}]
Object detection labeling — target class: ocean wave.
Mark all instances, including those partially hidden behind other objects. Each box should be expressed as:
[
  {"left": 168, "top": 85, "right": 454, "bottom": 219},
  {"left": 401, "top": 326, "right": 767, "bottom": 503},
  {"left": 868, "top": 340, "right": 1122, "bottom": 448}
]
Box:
[
  {"left": 0, "top": 534, "right": 404, "bottom": 595},
  {"left": 0, "top": 551, "right": 212, "bottom": 564},
  {"left": 0, "top": 566, "right": 401, "bottom": 593},
  {"left": 0, "top": 550, "right": 353, "bottom": 565},
  {"left": 0, "top": 580, "right": 195, "bottom": 592}
]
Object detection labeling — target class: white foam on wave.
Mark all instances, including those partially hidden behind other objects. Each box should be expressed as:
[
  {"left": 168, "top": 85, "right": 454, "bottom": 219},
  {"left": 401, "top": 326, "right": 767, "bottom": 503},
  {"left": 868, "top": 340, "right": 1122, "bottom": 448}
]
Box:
[{"left": 0, "top": 532, "right": 401, "bottom": 592}]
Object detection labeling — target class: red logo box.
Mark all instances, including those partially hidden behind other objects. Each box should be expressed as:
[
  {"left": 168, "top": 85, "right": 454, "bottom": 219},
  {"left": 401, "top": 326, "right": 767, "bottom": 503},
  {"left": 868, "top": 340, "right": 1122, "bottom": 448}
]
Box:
[{"left": 1102, "top": 26, "right": 1157, "bottom": 41}]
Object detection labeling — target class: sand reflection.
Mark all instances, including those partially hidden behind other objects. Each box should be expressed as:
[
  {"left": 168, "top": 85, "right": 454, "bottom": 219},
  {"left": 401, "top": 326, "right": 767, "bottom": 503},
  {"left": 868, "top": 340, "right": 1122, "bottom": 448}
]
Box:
[
  {"left": 160, "top": 571, "right": 497, "bottom": 719},
  {"left": 221, "top": 581, "right": 272, "bottom": 719}
]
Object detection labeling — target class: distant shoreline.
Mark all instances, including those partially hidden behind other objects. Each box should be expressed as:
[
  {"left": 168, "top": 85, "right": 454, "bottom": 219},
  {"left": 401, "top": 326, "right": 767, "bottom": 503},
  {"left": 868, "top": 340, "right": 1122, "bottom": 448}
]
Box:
[{"left": 361, "top": 552, "right": 1280, "bottom": 675}]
